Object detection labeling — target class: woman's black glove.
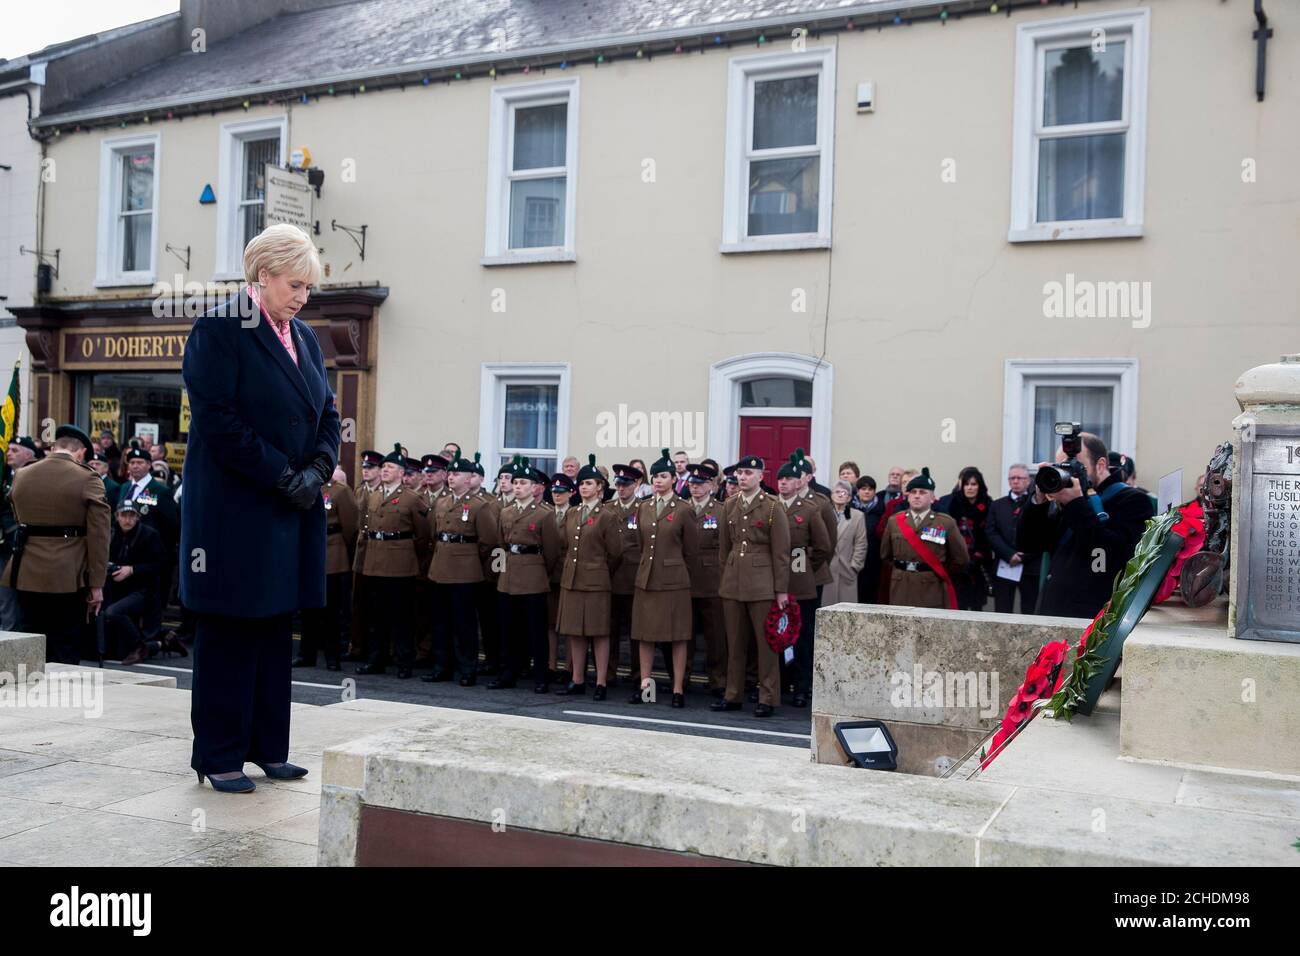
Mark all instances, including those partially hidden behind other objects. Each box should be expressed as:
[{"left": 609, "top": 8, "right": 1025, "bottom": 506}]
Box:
[{"left": 275, "top": 463, "right": 323, "bottom": 510}]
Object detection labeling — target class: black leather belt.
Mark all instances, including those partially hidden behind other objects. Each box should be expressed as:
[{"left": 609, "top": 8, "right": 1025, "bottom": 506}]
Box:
[
  {"left": 508, "top": 543, "right": 541, "bottom": 555},
  {"left": 438, "top": 533, "right": 478, "bottom": 543},
  {"left": 21, "top": 525, "right": 86, "bottom": 538},
  {"left": 893, "top": 559, "right": 933, "bottom": 573},
  {"left": 366, "top": 530, "right": 413, "bottom": 541}
]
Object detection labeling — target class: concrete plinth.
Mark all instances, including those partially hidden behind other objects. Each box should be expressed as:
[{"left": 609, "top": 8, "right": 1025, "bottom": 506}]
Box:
[
  {"left": 812, "top": 605, "right": 1088, "bottom": 772},
  {"left": 0, "top": 631, "right": 44, "bottom": 679}
]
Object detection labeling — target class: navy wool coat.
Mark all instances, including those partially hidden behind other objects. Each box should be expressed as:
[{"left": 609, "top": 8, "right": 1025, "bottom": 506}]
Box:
[{"left": 180, "top": 290, "right": 339, "bottom": 618}]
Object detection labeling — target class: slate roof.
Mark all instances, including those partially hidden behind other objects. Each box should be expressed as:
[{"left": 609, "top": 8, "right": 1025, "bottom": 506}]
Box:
[{"left": 41, "top": 0, "right": 916, "bottom": 121}]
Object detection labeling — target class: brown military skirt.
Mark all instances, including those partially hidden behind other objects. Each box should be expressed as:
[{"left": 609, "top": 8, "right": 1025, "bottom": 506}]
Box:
[
  {"left": 631, "top": 586, "right": 692, "bottom": 642},
  {"left": 557, "top": 588, "right": 611, "bottom": 637}
]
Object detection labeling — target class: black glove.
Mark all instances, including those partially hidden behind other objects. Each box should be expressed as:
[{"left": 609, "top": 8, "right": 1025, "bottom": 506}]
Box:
[
  {"left": 306, "top": 454, "right": 334, "bottom": 486},
  {"left": 275, "top": 464, "right": 322, "bottom": 511}
]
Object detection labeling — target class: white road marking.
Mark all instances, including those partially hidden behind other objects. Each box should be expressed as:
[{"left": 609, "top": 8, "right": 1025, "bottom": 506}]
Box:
[
  {"left": 562, "top": 710, "right": 809, "bottom": 740},
  {"left": 125, "top": 662, "right": 343, "bottom": 690}
]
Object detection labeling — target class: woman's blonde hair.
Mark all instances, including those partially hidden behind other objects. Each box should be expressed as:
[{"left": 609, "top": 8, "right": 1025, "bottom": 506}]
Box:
[{"left": 243, "top": 223, "right": 322, "bottom": 286}]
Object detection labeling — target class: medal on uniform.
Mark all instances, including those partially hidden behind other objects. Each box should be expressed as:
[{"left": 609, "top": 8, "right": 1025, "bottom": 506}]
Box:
[
  {"left": 323, "top": 491, "right": 332, "bottom": 510},
  {"left": 627, "top": 513, "right": 637, "bottom": 529},
  {"left": 703, "top": 515, "right": 717, "bottom": 530},
  {"left": 921, "top": 526, "right": 947, "bottom": 545},
  {"left": 461, "top": 504, "right": 470, "bottom": 522}
]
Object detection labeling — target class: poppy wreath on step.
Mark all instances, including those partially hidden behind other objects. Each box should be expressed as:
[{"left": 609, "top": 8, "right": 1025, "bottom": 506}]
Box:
[{"left": 764, "top": 599, "right": 802, "bottom": 653}]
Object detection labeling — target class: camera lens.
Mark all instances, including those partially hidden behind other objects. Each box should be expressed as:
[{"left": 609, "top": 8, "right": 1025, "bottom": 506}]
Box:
[{"left": 1035, "top": 465, "right": 1070, "bottom": 494}]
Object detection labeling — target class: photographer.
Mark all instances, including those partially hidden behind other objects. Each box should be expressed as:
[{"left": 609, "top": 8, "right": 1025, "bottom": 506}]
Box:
[
  {"left": 107, "top": 498, "right": 169, "bottom": 664},
  {"left": 1016, "top": 428, "right": 1154, "bottom": 619}
]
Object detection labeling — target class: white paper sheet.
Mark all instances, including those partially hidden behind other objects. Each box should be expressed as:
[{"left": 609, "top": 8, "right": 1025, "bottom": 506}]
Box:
[{"left": 996, "top": 559, "right": 1024, "bottom": 582}]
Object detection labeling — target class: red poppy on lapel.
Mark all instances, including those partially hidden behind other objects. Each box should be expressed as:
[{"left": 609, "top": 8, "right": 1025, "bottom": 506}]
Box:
[
  {"left": 666, "top": 513, "right": 674, "bottom": 522},
  {"left": 977, "top": 502, "right": 986, "bottom": 512},
  {"left": 795, "top": 515, "right": 804, "bottom": 524},
  {"left": 527, "top": 523, "right": 536, "bottom": 532},
  {"left": 585, "top": 517, "right": 594, "bottom": 526},
  {"left": 755, "top": 519, "right": 764, "bottom": 528}
]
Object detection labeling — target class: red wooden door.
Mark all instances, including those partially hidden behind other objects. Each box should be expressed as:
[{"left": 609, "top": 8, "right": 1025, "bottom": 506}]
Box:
[{"left": 738, "top": 416, "right": 812, "bottom": 488}]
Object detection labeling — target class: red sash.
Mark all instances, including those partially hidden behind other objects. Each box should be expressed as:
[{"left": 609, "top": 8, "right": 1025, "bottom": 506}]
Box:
[{"left": 894, "top": 511, "right": 958, "bottom": 610}]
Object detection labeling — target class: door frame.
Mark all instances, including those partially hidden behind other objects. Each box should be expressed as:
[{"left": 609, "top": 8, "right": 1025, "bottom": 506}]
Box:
[{"left": 708, "top": 352, "right": 832, "bottom": 484}]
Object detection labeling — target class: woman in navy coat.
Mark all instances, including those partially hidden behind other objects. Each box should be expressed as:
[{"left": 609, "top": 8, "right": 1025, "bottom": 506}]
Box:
[{"left": 182, "top": 223, "right": 339, "bottom": 793}]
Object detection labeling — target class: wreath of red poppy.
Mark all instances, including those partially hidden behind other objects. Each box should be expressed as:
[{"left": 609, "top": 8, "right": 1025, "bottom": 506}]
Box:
[{"left": 764, "top": 599, "right": 802, "bottom": 653}]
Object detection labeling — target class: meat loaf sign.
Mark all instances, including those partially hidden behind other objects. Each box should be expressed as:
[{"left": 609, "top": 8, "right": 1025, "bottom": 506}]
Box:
[{"left": 63, "top": 330, "right": 190, "bottom": 366}]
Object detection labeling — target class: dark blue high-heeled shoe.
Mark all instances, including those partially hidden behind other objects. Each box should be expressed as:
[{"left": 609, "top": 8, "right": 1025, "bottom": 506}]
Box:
[
  {"left": 196, "top": 770, "right": 255, "bottom": 793},
  {"left": 253, "top": 761, "right": 309, "bottom": 780}
]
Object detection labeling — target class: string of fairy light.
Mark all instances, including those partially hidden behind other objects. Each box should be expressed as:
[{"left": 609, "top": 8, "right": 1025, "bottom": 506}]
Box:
[{"left": 45, "top": 0, "right": 1078, "bottom": 138}]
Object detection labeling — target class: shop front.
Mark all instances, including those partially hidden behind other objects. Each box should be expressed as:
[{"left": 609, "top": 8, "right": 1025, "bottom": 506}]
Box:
[{"left": 12, "top": 285, "right": 386, "bottom": 482}]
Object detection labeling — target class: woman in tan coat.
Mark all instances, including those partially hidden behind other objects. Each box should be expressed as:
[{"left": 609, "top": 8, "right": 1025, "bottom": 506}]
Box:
[
  {"left": 822, "top": 480, "right": 867, "bottom": 606},
  {"left": 555, "top": 456, "right": 623, "bottom": 700},
  {"left": 630, "top": 449, "right": 699, "bottom": 707}
]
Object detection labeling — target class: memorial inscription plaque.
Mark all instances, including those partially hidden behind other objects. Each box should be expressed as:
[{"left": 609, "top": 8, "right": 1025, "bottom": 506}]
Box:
[{"left": 1240, "top": 427, "right": 1300, "bottom": 643}]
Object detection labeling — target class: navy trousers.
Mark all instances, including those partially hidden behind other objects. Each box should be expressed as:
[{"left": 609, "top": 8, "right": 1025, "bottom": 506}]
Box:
[{"left": 190, "top": 612, "right": 292, "bottom": 775}]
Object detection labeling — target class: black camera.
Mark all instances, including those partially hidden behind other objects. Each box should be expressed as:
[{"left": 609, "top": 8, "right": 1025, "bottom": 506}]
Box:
[
  {"left": 107, "top": 562, "right": 121, "bottom": 576},
  {"left": 1035, "top": 422, "right": 1090, "bottom": 495}
]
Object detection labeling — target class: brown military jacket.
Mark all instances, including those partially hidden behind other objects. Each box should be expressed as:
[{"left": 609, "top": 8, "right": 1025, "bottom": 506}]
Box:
[
  {"left": 352, "top": 482, "right": 377, "bottom": 571},
  {"left": 429, "top": 491, "right": 499, "bottom": 585},
  {"left": 879, "top": 507, "right": 969, "bottom": 609},
  {"left": 780, "top": 494, "right": 832, "bottom": 600},
  {"left": 633, "top": 494, "right": 699, "bottom": 591},
  {"left": 684, "top": 494, "right": 724, "bottom": 598},
  {"left": 324, "top": 480, "right": 359, "bottom": 576},
  {"left": 808, "top": 490, "right": 838, "bottom": 585},
  {"left": 3, "top": 452, "right": 111, "bottom": 593},
  {"left": 549, "top": 503, "right": 572, "bottom": 584},
  {"left": 476, "top": 490, "right": 502, "bottom": 579},
  {"left": 609, "top": 495, "right": 642, "bottom": 595},
  {"left": 496, "top": 498, "right": 561, "bottom": 595},
  {"left": 355, "top": 483, "right": 431, "bottom": 578},
  {"left": 559, "top": 500, "right": 623, "bottom": 591},
  {"left": 718, "top": 489, "right": 791, "bottom": 602}
]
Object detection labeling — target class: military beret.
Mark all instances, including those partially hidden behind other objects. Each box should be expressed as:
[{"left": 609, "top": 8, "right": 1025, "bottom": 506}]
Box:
[
  {"left": 734, "top": 455, "right": 764, "bottom": 471},
  {"left": 92, "top": 450, "right": 108, "bottom": 463},
  {"left": 496, "top": 462, "right": 513, "bottom": 478},
  {"left": 421, "top": 454, "right": 448, "bottom": 474},
  {"left": 906, "top": 467, "right": 936, "bottom": 492},
  {"left": 125, "top": 446, "right": 151, "bottom": 463},
  {"left": 12, "top": 436, "right": 43, "bottom": 458},
  {"left": 448, "top": 451, "right": 480, "bottom": 474},
  {"left": 505, "top": 454, "right": 535, "bottom": 481},
  {"left": 382, "top": 443, "right": 405, "bottom": 465},
  {"left": 575, "top": 453, "right": 603, "bottom": 484},
  {"left": 116, "top": 496, "right": 139, "bottom": 514},
  {"left": 403, "top": 457, "right": 421, "bottom": 473},
  {"left": 722, "top": 464, "right": 738, "bottom": 482},
  {"left": 530, "top": 467, "right": 549, "bottom": 485},
  {"left": 611, "top": 463, "right": 643, "bottom": 485},
  {"left": 648, "top": 448, "right": 674, "bottom": 477},
  {"left": 777, "top": 452, "right": 803, "bottom": 480},
  {"left": 686, "top": 462, "right": 717, "bottom": 483},
  {"left": 55, "top": 424, "right": 95, "bottom": 457}
]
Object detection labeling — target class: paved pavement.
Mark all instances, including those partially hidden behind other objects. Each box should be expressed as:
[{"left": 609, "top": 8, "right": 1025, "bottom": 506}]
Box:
[{"left": 99, "top": 627, "right": 813, "bottom": 750}]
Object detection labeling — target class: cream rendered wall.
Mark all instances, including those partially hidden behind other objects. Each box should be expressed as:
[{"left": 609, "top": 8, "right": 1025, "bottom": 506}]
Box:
[
  {"left": 37, "top": 0, "right": 1299, "bottom": 495},
  {"left": 0, "top": 91, "right": 38, "bottom": 432}
]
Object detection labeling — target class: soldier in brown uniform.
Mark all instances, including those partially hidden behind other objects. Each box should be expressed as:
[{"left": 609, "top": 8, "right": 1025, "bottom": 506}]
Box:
[
  {"left": 555, "top": 455, "right": 623, "bottom": 700},
  {"left": 630, "top": 450, "right": 700, "bottom": 708},
  {"left": 488, "top": 456, "right": 562, "bottom": 692},
  {"left": 710, "top": 454, "right": 791, "bottom": 718},
  {"left": 777, "top": 453, "right": 831, "bottom": 708},
  {"left": 546, "top": 472, "right": 577, "bottom": 682},
  {"left": 295, "top": 469, "right": 358, "bottom": 670},
  {"left": 608, "top": 463, "right": 644, "bottom": 687},
  {"left": 345, "top": 449, "right": 384, "bottom": 661},
  {"left": 3, "top": 425, "right": 111, "bottom": 664},
  {"left": 474, "top": 459, "right": 504, "bottom": 675},
  {"left": 410, "top": 454, "right": 446, "bottom": 670},
  {"left": 880, "top": 467, "right": 968, "bottom": 610},
  {"left": 354, "top": 444, "right": 431, "bottom": 678},
  {"left": 684, "top": 461, "right": 727, "bottom": 697},
  {"left": 425, "top": 452, "right": 498, "bottom": 686}
]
